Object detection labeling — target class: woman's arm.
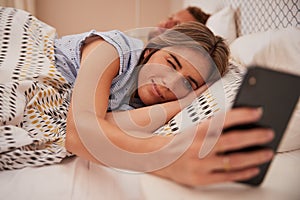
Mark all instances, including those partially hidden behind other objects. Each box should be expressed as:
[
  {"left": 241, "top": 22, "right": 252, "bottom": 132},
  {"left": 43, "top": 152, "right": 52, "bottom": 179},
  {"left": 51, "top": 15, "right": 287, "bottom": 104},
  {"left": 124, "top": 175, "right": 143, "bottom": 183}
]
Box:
[
  {"left": 65, "top": 38, "right": 274, "bottom": 186},
  {"left": 65, "top": 38, "right": 178, "bottom": 164},
  {"left": 83, "top": 37, "right": 201, "bottom": 132},
  {"left": 104, "top": 83, "right": 207, "bottom": 133}
]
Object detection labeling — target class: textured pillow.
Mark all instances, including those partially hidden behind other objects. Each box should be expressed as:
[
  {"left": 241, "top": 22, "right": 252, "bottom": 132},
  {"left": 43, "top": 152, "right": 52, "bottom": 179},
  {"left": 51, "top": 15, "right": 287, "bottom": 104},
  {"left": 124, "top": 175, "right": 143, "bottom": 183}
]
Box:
[
  {"left": 206, "top": 6, "right": 237, "bottom": 44},
  {"left": 154, "top": 60, "right": 245, "bottom": 135}
]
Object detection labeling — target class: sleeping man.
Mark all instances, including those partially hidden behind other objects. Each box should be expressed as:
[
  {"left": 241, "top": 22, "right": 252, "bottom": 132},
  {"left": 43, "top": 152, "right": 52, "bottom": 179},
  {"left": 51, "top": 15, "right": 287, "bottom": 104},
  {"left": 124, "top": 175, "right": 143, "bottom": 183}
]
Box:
[{"left": 148, "top": 6, "right": 210, "bottom": 39}]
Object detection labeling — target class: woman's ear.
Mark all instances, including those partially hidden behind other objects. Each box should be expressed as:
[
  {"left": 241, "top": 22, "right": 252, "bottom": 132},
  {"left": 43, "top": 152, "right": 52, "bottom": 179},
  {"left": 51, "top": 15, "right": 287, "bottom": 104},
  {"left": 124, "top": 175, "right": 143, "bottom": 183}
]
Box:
[
  {"left": 140, "top": 48, "right": 158, "bottom": 64},
  {"left": 143, "top": 49, "right": 151, "bottom": 58}
]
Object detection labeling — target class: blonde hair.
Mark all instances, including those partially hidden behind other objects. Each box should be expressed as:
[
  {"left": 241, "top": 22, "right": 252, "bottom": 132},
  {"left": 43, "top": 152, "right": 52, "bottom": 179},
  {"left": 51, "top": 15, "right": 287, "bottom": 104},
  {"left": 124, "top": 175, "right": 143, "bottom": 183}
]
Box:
[{"left": 138, "top": 22, "right": 229, "bottom": 79}]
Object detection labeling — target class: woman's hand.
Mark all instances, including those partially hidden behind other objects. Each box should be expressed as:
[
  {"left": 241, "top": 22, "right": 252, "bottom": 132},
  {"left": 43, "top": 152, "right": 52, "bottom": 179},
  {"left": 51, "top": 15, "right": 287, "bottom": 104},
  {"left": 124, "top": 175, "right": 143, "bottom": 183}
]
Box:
[
  {"left": 152, "top": 107, "right": 275, "bottom": 186},
  {"left": 177, "top": 83, "right": 209, "bottom": 109}
]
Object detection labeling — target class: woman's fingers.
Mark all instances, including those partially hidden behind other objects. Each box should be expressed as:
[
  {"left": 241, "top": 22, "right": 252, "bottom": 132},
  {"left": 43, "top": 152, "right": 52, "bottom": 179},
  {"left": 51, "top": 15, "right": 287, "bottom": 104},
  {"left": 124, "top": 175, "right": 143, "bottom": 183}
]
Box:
[
  {"left": 198, "top": 149, "right": 273, "bottom": 174},
  {"left": 214, "top": 128, "right": 274, "bottom": 153},
  {"left": 223, "top": 107, "right": 263, "bottom": 130},
  {"left": 192, "top": 149, "right": 273, "bottom": 185},
  {"left": 214, "top": 150, "right": 274, "bottom": 172},
  {"left": 206, "top": 167, "right": 261, "bottom": 184},
  {"left": 194, "top": 84, "right": 208, "bottom": 96},
  {"left": 195, "top": 107, "right": 267, "bottom": 156}
]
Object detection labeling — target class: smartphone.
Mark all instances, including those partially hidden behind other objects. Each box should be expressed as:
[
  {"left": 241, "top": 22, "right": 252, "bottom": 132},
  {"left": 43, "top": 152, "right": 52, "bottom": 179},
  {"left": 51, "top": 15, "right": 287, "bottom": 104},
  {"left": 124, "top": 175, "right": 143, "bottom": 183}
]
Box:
[{"left": 224, "top": 66, "right": 300, "bottom": 186}]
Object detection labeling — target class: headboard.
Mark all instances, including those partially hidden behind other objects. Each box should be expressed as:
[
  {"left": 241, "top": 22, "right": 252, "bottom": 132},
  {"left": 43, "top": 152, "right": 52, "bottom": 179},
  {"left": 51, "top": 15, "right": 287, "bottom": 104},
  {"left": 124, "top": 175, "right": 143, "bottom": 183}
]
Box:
[
  {"left": 225, "top": 0, "right": 299, "bottom": 36},
  {"left": 184, "top": 0, "right": 300, "bottom": 36}
]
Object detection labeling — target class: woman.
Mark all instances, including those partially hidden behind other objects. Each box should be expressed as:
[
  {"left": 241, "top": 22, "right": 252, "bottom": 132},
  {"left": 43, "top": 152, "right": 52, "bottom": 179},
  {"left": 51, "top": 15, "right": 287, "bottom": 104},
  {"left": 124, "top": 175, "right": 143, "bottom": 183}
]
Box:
[
  {"left": 62, "top": 22, "right": 274, "bottom": 186},
  {"left": 0, "top": 7, "right": 274, "bottom": 187}
]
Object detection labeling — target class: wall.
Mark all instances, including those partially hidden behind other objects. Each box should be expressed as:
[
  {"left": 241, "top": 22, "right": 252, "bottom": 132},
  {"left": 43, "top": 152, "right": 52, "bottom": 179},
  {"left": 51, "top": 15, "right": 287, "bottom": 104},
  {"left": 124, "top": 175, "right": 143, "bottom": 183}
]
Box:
[{"left": 35, "top": 0, "right": 183, "bottom": 37}]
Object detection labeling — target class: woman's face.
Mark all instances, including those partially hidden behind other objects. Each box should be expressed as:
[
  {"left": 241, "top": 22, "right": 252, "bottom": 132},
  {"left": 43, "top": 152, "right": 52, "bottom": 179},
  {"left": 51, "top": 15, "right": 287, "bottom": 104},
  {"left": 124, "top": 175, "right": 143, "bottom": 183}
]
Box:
[{"left": 137, "top": 46, "right": 211, "bottom": 105}]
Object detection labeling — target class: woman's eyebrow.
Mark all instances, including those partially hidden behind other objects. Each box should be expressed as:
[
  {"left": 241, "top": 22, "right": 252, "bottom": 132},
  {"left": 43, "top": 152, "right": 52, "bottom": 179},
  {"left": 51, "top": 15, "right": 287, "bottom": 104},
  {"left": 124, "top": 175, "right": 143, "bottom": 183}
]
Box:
[
  {"left": 169, "top": 53, "right": 200, "bottom": 88},
  {"left": 169, "top": 53, "right": 182, "bottom": 69}
]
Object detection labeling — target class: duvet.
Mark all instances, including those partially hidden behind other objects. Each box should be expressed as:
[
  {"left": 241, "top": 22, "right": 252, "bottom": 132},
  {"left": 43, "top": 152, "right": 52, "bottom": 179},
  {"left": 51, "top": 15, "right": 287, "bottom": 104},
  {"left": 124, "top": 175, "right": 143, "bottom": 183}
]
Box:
[{"left": 0, "top": 7, "right": 72, "bottom": 170}]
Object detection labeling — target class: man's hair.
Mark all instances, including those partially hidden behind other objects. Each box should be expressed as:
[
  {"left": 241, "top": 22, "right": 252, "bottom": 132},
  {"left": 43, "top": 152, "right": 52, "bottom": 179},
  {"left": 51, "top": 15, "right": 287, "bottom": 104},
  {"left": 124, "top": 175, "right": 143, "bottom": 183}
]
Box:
[{"left": 187, "top": 6, "right": 210, "bottom": 25}]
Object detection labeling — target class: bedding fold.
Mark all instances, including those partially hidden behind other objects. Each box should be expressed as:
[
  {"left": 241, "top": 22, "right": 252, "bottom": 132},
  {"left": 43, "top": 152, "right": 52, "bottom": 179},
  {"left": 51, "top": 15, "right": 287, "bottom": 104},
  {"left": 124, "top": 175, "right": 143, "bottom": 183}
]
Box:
[{"left": 0, "top": 7, "right": 72, "bottom": 170}]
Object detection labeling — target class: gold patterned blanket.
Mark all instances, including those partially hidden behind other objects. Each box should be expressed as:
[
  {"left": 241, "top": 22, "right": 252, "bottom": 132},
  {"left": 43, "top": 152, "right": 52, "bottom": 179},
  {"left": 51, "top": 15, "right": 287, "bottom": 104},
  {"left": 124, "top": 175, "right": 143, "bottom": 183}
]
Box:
[{"left": 0, "top": 7, "right": 72, "bottom": 170}]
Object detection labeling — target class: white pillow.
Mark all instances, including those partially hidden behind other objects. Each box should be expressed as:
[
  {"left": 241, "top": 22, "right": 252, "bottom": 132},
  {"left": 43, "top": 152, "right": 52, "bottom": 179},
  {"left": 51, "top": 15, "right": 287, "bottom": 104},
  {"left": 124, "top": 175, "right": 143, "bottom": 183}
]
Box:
[
  {"left": 230, "top": 27, "right": 300, "bottom": 152},
  {"left": 206, "top": 6, "right": 237, "bottom": 44},
  {"left": 230, "top": 27, "right": 300, "bottom": 75}
]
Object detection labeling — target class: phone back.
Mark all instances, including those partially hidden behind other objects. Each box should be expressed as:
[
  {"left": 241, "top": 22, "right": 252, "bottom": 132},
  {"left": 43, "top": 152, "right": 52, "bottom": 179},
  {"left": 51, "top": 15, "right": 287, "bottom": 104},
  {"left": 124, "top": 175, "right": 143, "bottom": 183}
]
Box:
[{"left": 230, "top": 66, "right": 300, "bottom": 186}]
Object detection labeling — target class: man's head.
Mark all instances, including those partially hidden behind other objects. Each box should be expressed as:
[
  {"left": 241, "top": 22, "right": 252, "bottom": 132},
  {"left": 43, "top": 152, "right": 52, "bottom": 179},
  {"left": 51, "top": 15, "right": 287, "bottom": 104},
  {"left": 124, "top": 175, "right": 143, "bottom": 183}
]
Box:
[{"left": 148, "top": 6, "right": 210, "bottom": 39}]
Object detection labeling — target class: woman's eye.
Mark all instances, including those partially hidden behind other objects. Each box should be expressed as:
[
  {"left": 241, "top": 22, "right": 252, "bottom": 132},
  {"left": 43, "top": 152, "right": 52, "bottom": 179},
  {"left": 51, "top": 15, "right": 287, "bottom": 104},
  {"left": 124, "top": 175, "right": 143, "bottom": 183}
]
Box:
[
  {"left": 167, "top": 59, "right": 176, "bottom": 70},
  {"left": 182, "top": 78, "right": 193, "bottom": 91}
]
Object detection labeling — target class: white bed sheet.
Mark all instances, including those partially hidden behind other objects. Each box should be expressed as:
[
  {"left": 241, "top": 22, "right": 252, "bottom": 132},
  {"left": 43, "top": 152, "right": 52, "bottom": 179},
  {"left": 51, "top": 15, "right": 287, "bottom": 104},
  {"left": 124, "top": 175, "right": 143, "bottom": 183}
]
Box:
[
  {"left": 1, "top": 150, "right": 299, "bottom": 200},
  {"left": 0, "top": 156, "right": 144, "bottom": 200}
]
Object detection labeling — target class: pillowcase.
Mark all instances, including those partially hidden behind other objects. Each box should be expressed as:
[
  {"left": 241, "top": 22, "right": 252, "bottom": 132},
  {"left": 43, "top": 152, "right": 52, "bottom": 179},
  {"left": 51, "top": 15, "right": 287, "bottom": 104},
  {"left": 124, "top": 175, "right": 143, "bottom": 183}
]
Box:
[
  {"left": 230, "top": 27, "right": 300, "bottom": 152},
  {"left": 206, "top": 6, "right": 237, "bottom": 44},
  {"left": 184, "top": 1, "right": 237, "bottom": 44},
  {"left": 230, "top": 27, "right": 300, "bottom": 75}
]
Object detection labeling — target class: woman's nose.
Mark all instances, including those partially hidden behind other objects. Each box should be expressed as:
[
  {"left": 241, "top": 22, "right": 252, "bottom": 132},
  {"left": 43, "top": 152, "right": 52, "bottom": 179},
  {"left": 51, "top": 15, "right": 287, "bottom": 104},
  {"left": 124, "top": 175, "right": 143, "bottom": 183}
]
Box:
[
  {"left": 163, "top": 72, "right": 189, "bottom": 97},
  {"left": 166, "top": 72, "right": 181, "bottom": 85}
]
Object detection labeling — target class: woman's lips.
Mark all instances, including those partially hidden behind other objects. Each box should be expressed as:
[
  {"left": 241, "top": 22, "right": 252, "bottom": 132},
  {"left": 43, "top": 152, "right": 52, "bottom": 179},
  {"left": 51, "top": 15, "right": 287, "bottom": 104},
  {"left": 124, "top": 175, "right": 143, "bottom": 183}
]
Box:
[{"left": 151, "top": 79, "right": 164, "bottom": 99}]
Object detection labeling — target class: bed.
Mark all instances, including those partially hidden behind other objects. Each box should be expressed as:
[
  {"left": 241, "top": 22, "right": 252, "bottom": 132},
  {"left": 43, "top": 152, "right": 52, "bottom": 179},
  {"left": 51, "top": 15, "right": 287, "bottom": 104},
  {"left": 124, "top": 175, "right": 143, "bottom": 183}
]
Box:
[{"left": 1, "top": 0, "right": 300, "bottom": 199}]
